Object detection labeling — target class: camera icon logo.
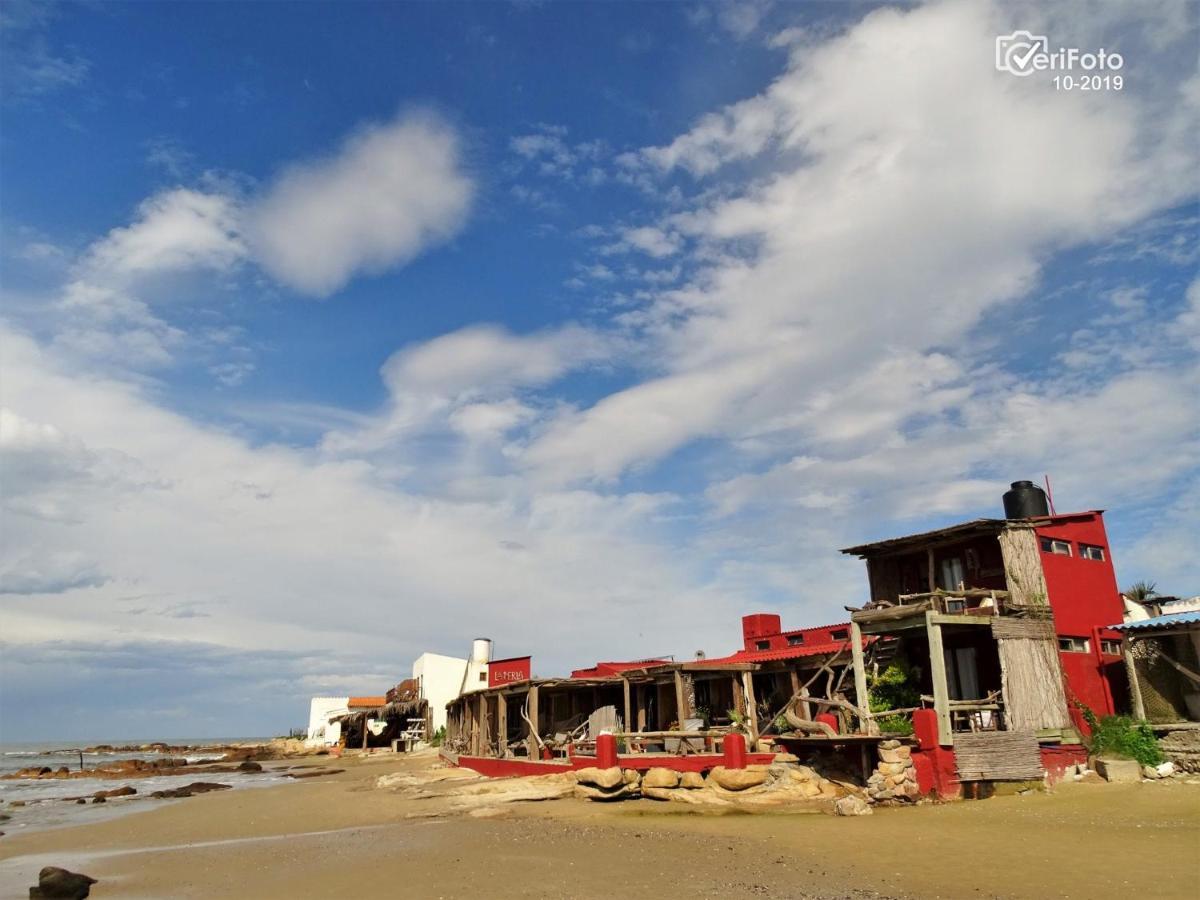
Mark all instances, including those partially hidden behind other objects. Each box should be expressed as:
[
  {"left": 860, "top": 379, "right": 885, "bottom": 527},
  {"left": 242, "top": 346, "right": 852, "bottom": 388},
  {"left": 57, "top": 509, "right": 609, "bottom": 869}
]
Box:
[{"left": 996, "top": 30, "right": 1048, "bottom": 76}]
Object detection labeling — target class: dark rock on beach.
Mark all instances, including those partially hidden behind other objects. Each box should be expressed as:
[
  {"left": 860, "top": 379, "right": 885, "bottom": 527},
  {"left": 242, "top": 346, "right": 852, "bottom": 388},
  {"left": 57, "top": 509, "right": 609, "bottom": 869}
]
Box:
[
  {"left": 150, "top": 781, "right": 232, "bottom": 799},
  {"left": 29, "top": 866, "right": 97, "bottom": 899}
]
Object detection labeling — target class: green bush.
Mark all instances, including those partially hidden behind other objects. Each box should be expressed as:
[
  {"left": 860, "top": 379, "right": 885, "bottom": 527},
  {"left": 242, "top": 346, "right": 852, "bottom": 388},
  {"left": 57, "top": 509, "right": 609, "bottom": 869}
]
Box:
[
  {"left": 430, "top": 725, "right": 446, "bottom": 748},
  {"left": 1078, "top": 705, "right": 1163, "bottom": 767},
  {"left": 868, "top": 660, "right": 920, "bottom": 736}
]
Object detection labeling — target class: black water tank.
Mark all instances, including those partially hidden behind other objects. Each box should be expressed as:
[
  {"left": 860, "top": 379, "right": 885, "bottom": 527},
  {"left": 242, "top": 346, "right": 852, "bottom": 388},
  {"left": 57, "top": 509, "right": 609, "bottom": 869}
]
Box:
[{"left": 1003, "top": 480, "right": 1049, "bottom": 519}]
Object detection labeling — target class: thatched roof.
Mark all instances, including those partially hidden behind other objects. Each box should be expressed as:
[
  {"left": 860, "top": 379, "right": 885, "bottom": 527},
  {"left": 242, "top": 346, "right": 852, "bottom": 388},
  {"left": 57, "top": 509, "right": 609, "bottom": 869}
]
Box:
[{"left": 330, "top": 698, "right": 426, "bottom": 726}]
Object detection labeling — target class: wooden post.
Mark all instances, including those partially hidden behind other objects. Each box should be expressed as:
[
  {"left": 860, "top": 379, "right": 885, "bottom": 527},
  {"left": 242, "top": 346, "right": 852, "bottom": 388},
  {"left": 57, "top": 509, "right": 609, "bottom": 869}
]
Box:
[
  {"left": 361, "top": 714, "right": 369, "bottom": 751},
  {"left": 789, "top": 668, "right": 813, "bottom": 721},
  {"left": 526, "top": 684, "right": 539, "bottom": 758},
  {"left": 622, "top": 677, "right": 632, "bottom": 734},
  {"left": 849, "top": 620, "right": 872, "bottom": 734},
  {"left": 741, "top": 671, "right": 759, "bottom": 746},
  {"left": 732, "top": 674, "right": 745, "bottom": 721},
  {"left": 927, "top": 547, "right": 937, "bottom": 592},
  {"left": 673, "top": 669, "right": 688, "bottom": 726},
  {"left": 1124, "top": 638, "right": 1147, "bottom": 720},
  {"left": 926, "top": 610, "right": 953, "bottom": 746},
  {"left": 636, "top": 683, "right": 647, "bottom": 732},
  {"left": 497, "top": 692, "right": 508, "bottom": 756}
]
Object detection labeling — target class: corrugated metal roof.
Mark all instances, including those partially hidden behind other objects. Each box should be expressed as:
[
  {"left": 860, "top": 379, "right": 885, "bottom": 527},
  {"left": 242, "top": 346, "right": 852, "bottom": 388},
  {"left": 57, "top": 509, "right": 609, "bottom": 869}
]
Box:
[
  {"left": 1111, "top": 611, "right": 1200, "bottom": 631},
  {"left": 840, "top": 511, "right": 1103, "bottom": 557}
]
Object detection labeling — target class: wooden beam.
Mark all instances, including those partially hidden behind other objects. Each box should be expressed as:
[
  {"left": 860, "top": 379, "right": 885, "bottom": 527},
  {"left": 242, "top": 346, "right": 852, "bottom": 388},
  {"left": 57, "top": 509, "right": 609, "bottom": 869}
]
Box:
[
  {"left": 741, "top": 671, "right": 759, "bottom": 747},
  {"left": 622, "top": 677, "right": 632, "bottom": 735},
  {"left": 732, "top": 674, "right": 745, "bottom": 720},
  {"left": 526, "top": 685, "right": 539, "bottom": 758},
  {"left": 673, "top": 669, "right": 688, "bottom": 727},
  {"left": 497, "top": 693, "right": 508, "bottom": 756},
  {"left": 927, "top": 547, "right": 937, "bottom": 592},
  {"left": 1124, "top": 642, "right": 1147, "bottom": 720},
  {"left": 925, "top": 610, "right": 953, "bottom": 746},
  {"left": 789, "top": 669, "right": 811, "bottom": 721},
  {"left": 636, "top": 683, "right": 647, "bottom": 732},
  {"left": 849, "top": 620, "right": 872, "bottom": 735},
  {"left": 929, "top": 613, "right": 994, "bottom": 627}
]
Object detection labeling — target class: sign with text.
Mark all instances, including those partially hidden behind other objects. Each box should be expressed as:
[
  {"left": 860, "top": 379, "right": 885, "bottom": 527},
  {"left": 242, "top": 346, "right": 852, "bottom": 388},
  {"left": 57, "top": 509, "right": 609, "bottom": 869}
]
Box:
[{"left": 488, "top": 656, "right": 532, "bottom": 688}]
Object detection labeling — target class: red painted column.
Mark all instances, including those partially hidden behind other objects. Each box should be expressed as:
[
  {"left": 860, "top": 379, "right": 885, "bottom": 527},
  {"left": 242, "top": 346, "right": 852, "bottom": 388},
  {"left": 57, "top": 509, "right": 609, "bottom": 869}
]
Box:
[
  {"left": 595, "top": 733, "right": 618, "bottom": 768},
  {"left": 723, "top": 732, "right": 747, "bottom": 769},
  {"left": 912, "top": 708, "right": 938, "bottom": 749}
]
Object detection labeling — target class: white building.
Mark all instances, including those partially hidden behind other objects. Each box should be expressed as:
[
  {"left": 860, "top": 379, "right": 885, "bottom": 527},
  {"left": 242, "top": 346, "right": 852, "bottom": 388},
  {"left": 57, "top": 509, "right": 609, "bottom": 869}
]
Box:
[
  {"left": 306, "top": 696, "right": 349, "bottom": 747},
  {"left": 460, "top": 638, "right": 492, "bottom": 695},
  {"left": 412, "top": 652, "right": 469, "bottom": 734}
]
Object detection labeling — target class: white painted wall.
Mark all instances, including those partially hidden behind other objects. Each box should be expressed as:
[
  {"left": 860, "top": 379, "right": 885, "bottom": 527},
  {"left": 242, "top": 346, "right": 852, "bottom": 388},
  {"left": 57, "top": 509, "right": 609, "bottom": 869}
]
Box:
[
  {"left": 412, "top": 653, "right": 468, "bottom": 733},
  {"left": 460, "top": 638, "right": 492, "bottom": 696},
  {"left": 306, "top": 696, "right": 349, "bottom": 747}
]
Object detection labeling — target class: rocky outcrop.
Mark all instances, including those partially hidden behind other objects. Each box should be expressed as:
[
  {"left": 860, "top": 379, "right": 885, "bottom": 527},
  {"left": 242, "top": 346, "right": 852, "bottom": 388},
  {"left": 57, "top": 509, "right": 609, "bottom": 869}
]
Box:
[
  {"left": 574, "top": 767, "right": 639, "bottom": 800},
  {"left": 149, "top": 782, "right": 233, "bottom": 799},
  {"left": 28, "top": 866, "right": 96, "bottom": 899}
]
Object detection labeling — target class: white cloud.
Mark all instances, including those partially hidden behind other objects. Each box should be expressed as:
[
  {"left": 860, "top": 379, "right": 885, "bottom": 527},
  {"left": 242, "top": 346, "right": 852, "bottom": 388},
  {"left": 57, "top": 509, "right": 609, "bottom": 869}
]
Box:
[
  {"left": 620, "top": 226, "right": 682, "bottom": 258},
  {"left": 0, "top": 325, "right": 730, "bottom": 727},
  {"left": 531, "top": 0, "right": 1200, "bottom": 484},
  {"left": 247, "top": 111, "right": 474, "bottom": 296},
  {"left": 84, "top": 189, "right": 245, "bottom": 280}
]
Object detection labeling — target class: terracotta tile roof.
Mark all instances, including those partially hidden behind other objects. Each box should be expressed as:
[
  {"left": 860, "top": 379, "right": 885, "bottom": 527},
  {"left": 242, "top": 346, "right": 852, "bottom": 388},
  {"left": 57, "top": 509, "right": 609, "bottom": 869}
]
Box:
[
  {"left": 698, "top": 640, "right": 862, "bottom": 666},
  {"left": 570, "top": 659, "right": 671, "bottom": 679},
  {"left": 347, "top": 696, "right": 387, "bottom": 708}
]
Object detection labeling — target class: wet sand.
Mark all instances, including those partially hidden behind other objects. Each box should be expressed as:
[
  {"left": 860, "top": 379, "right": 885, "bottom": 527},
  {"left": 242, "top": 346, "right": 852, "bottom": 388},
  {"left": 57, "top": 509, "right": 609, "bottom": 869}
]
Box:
[{"left": 1, "top": 751, "right": 1197, "bottom": 899}]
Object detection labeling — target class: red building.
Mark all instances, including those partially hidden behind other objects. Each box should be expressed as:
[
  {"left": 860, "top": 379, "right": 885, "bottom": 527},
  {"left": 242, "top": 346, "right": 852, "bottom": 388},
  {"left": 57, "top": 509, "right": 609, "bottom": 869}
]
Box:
[{"left": 841, "top": 491, "right": 1128, "bottom": 734}]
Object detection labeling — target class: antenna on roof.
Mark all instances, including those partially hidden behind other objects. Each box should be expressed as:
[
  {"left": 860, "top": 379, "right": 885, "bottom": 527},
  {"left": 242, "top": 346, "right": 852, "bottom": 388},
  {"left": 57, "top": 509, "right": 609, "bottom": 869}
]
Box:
[{"left": 1044, "top": 474, "right": 1056, "bottom": 516}]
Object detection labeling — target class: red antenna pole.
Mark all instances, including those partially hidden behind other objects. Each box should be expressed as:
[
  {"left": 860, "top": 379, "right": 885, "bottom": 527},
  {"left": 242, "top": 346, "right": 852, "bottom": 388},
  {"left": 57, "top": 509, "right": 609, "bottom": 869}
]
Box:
[{"left": 1044, "top": 474, "right": 1056, "bottom": 516}]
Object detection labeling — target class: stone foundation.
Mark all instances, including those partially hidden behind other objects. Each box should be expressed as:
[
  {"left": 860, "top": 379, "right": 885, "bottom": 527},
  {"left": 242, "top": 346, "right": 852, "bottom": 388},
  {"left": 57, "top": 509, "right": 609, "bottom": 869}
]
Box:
[
  {"left": 866, "top": 739, "right": 921, "bottom": 803},
  {"left": 1157, "top": 728, "right": 1200, "bottom": 774}
]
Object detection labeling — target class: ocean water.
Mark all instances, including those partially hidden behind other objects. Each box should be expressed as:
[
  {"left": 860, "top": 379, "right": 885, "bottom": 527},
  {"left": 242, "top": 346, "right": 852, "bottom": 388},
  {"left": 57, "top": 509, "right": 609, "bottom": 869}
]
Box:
[{"left": 0, "top": 738, "right": 288, "bottom": 834}]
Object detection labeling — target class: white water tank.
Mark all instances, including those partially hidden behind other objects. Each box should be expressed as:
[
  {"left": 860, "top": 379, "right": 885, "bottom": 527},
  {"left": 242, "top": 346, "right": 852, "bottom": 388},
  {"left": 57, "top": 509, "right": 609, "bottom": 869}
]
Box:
[
  {"left": 462, "top": 638, "right": 492, "bottom": 693},
  {"left": 471, "top": 638, "right": 493, "bottom": 664}
]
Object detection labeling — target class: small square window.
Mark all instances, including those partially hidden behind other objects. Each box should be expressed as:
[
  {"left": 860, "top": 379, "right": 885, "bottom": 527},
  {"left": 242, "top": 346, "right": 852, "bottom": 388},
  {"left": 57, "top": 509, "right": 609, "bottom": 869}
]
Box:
[
  {"left": 756, "top": 640, "right": 771, "bottom": 651},
  {"left": 787, "top": 635, "right": 805, "bottom": 647},
  {"left": 1100, "top": 639, "right": 1122, "bottom": 656},
  {"left": 1040, "top": 537, "right": 1072, "bottom": 556},
  {"left": 1079, "top": 544, "right": 1106, "bottom": 561},
  {"left": 478, "top": 671, "right": 487, "bottom": 682},
  {"left": 830, "top": 629, "right": 848, "bottom": 641},
  {"left": 1058, "top": 636, "right": 1090, "bottom": 653}
]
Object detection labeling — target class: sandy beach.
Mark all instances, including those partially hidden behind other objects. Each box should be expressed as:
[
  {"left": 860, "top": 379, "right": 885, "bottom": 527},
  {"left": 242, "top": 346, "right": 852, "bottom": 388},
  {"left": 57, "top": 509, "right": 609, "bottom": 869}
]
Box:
[{"left": 2, "top": 750, "right": 1197, "bottom": 899}]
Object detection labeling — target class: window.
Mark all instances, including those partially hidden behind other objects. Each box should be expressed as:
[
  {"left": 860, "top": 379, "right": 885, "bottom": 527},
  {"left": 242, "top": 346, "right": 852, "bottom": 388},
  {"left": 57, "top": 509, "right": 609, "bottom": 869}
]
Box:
[
  {"left": 756, "top": 640, "right": 771, "bottom": 651},
  {"left": 939, "top": 557, "right": 965, "bottom": 591},
  {"left": 478, "top": 671, "right": 487, "bottom": 682},
  {"left": 1100, "top": 639, "right": 1122, "bottom": 656},
  {"left": 1079, "top": 544, "right": 1106, "bottom": 561},
  {"left": 1058, "top": 636, "right": 1090, "bottom": 653},
  {"left": 830, "top": 628, "right": 848, "bottom": 641},
  {"left": 787, "top": 634, "right": 805, "bottom": 646},
  {"left": 1040, "top": 537, "right": 1072, "bottom": 556}
]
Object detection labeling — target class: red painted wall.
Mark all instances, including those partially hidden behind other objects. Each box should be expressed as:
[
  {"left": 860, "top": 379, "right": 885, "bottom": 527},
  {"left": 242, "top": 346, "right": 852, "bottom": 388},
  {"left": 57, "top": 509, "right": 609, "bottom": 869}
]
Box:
[
  {"left": 1035, "top": 514, "right": 1125, "bottom": 718},
  {"left": 487, "top": 656, "right": 531, "bottom": 688},
  {"left": 740, "top": 615, "right": 851, "bottom": 652}
]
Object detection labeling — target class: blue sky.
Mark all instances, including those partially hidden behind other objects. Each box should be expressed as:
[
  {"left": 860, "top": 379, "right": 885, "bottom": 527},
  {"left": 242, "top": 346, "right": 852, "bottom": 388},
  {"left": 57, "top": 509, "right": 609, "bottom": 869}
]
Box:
[{"left": 1, "top": 0, "right": 1197, "bottom": 740}]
